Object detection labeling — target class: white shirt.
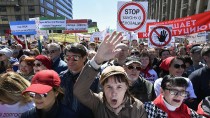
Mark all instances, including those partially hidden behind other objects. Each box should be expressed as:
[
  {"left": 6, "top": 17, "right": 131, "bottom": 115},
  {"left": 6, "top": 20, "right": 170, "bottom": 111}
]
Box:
[{"left": 0, "top": 102, "right": 35, "bottom": 118}]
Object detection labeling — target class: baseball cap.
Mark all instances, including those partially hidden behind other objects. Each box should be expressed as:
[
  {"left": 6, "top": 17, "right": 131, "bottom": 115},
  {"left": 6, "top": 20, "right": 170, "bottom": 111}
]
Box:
[
  {"left": 125, "top": 56, "right": 141, "bottom": 66},
  {"left": 100, "top": 66, "right": 128, "bottom": 85},
  {"left": 0, "top": 48, "right": 13, "bottom": 58},
  {"left": 190, "top": 46, "right": 202, "bottom": 53},
  {"left": 23, "top": 70, "right": 60, "bottom": 94}
]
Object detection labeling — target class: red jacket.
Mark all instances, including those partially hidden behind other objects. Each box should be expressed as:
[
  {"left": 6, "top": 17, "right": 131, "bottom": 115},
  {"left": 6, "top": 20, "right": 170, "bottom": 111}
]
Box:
[{"left": 14, "top": 35, "right": 31, "bottom": 49}]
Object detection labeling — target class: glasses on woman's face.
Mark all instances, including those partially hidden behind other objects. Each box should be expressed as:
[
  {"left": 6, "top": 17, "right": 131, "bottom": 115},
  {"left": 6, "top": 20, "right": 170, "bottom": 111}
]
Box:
[
  {"left": 127, "top": 65, "right": 141, "bottom": 70},
  {"left": 29, "top": 92, "right": 48, "bottom": 99},
  {"left": 65, "top": 55, "right": 81, "bottom": 61},
  {"left": 173, "top": 64, "right": 186, "bottom": 69},
  {"left": 131, "top": 52, "right": 140, "bottom": 56},
  {"left": 34, "top": 63, "right": 42, "bottom": 67},
  {"left": 164, "top": 88, "right": 189, "bottom": 97},
  {"left": 0, "top": 54, "right": 3, "bottom": 57}
]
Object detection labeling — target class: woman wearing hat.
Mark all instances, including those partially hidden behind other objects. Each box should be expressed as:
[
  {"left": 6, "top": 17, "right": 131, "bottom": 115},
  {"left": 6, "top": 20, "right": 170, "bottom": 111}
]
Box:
[
  {"left": 21, "top": 70, "right": 77, "bottom": 118},
  {"left": 0, "top": 48, "right": 13, "bottom": 74},
  {"left": 0, "top": 72, "right": 34, "bottom": 117},
  {"left": 73, "top": 31, "right": 147, "bottom": 118},
  {"left": 33, "top": 55, "right": 52, "bottom": 73}
]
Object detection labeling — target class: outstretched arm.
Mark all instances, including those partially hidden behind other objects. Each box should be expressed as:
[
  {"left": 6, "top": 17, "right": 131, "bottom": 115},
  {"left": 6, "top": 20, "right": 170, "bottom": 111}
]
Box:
[{"left": 73, "top": 31, "right": 123, "bottom": 110}]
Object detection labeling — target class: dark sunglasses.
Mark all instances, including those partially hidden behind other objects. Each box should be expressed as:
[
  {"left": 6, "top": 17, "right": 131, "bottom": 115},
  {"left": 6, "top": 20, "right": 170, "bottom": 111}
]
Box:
[
  {"left": 47, "top": 50, "right": 58, "bottom": 54},
  {"left": 65, "top": 55, "right": 81, "bottom": 61},
  {"left": 127, "top": 65, "right": 141, "bottom": 70},
  {"left": 0, "top": 54, "right": 3, "bottom": 57},
  {"left": 131, "top": 52, "right": 140, "bottom": 56},
  {"left": 34, "top": 63, "right": 42, "bottom": 67},
  {"left": 173, "top": 64, "right": 186, "bottom": 69},
  {"left": 29, "top": 92, "right": 48, "bottom": 99}
]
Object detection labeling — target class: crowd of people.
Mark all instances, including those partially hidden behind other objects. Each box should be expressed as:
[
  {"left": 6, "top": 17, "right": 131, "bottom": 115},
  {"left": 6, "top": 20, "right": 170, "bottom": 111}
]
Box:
[{"left": 0, "top": 32, "right": 210, "bottom": 118}]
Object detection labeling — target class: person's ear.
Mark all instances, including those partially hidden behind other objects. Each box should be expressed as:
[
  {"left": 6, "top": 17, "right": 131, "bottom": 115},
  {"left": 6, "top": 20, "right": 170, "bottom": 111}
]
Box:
[{"left": 160, "top": 87, "right": 164, "bottom": 95}]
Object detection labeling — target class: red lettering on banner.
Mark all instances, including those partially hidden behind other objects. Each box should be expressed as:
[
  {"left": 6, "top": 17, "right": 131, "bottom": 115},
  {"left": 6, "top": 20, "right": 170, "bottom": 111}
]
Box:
[{"left": 138, "top": 11, "right": 210, "bottom": 38}]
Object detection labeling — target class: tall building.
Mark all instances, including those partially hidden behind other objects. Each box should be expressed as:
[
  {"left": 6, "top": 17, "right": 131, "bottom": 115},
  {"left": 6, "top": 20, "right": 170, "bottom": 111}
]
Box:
[
  {"left": 0, "top": 0, "right": 73, "bottom": 35},
  {"left": 147, "top": 0, "right": 210, "bottom": 21}
]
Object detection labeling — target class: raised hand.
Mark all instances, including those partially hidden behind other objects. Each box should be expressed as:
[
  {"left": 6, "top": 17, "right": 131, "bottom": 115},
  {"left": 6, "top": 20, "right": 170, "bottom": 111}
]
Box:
[
  {"left": 94, "top": 31, "right": 123, "bottom": 64},
  {"left": 157, "top": 30, "right": 168, "bottom": 42}
]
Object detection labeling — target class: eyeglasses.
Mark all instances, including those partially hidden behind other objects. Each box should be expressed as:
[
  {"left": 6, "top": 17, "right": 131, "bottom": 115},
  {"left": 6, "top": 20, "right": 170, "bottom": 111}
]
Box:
[
  {"left": 34, "top": 63, "right": 42, "bottom": 67},
  {"left": 29, "top": 92, "right": 48, "bottom": 99},
  {"left": 164, "top": 88, "right": 189, "bottom": 97},
  {"left": 47, "top": 50, "right": 58, "bottom": 54},
  {"left": 0, "top": 54, "right": 4, "bottom": 57},
  {"left": 127, "top": 65, "right": 141, "bottom": 70},
  {"left": 65, "top": 55, "right": 81, "bottom": 61},
  {"left": 173, "top": 64, "right": 186, "bottom": 69}
]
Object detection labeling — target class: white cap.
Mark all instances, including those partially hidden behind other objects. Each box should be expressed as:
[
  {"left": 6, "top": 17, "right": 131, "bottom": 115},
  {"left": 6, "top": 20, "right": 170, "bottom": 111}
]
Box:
[{"left": 0, "top": 48, "right": 13, "bottom": 57}]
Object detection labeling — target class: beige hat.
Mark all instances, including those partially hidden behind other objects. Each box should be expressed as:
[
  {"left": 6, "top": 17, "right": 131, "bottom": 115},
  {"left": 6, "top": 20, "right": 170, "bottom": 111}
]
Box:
[{"left": 100, "top": 66, "right": 128, "bottom": 85}]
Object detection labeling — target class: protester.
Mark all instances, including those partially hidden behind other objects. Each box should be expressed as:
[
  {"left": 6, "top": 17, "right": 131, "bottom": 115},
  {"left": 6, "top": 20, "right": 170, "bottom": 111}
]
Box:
[
  {"left": 130, "top": 48, "right": 140, "bottom": 57},
  {"left": 189, "top": 46, "right": 210, "bottom": 109},
  {"left": 60, "top": 43, "right": 97, "bottom": 118},
  {"left": 0, "top": 72, "right": 34, "bottom": 118},
  {"left": 47, "top": 43, "right": 67, "bottom": 74},
  {"left": 186, "top": 45, "right": 204, "bottom": 76},
  {"left": 124, "top": 56, "right": 156, "bottom": 102},
  {"left": 18, "top": 56, "right": 35, "bottom": 81},
  {"left": 139, "top": 52, "right": 158, "bottom": 83},
  {"left": 33, "top": 55, "right": 52, "bottom": 73},
  {"left": 21, "top": 70, "right": 76, "bottom": 118},
  {"left": 0, "top": 48, "right": 13, "bottom": 73},
  {"left": 145, "top": 75, "right": 201, "bottom": 117},
  {"left": 73, "top": 31, "right": 147, "bottom": 118}
]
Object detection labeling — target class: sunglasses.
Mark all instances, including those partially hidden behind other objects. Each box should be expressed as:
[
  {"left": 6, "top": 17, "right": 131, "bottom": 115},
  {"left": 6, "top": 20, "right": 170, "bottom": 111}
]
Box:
[
  {"left": 65, "top": 55, "right": 81, "bottom": 61},
  {"left": 29, "top": 92, "right": 48, "bottom": 99},
  {"left": 47, "top": 50, "right": 58, "bottom": 54},
  {"left": 173, "top": 64, "right": 186, "bottom": 69},
  {"left": 0, "top": 54, "right": 3, "bottom": 57},
  {"left": 34, "top": 63, "right": 42, "bottom": 67},
  {"left": 127, "top": 65, "right": 141, "bottom": 70},
  {"left": 131, "top": 52, "right": 140, "bottom": 56}
]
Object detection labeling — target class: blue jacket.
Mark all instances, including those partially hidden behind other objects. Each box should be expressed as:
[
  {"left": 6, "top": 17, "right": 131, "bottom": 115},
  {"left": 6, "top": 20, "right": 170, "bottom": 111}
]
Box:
[{"left": 60, "top": 70, "right": 99, "bottom": 118}]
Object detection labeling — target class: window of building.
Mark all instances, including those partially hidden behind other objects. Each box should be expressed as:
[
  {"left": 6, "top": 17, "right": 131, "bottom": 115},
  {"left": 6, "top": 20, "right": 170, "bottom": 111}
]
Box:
[
  {"left": 29, "top": 15, "right": 35, "bottom": 18},
  {"left": 47, "top": 10, "right": 54, "bottom": 17},
  {"left": 27, "top": 0, "right": 34, "bottom": 3},
  {"left": 49, "top": 0, "right": 54, "bottom": 3},
  {"left": 41, "top": 7, "right": 44, "bottom": 13},
  {"left": 46, "top": 1, "right": 54, "bottom": 9},
  {"left": 14, "top": 6, "right": 21, "bottom": 12},
  {"left": 15, "top": 15, "right": 22, "bottom": 21},
  {"left": 40, "top": 0, "right": 43, "bottom": 4},
  {"left": 28, "top": 6, "right": 35, "bottom": 12},
  {"left": 1, "top": 16, "right": 8, "bottom": 21},
  {"left": 0, "top": 6, "right": 7, "bottom": 12}
]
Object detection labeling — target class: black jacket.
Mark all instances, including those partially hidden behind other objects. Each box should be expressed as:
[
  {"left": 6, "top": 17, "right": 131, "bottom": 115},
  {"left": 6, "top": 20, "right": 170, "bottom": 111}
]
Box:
[{"left": 21, "top": 102, "right": 77, "bottom": 118}]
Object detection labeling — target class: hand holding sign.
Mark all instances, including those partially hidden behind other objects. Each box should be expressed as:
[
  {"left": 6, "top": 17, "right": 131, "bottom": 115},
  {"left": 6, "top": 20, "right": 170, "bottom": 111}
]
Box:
[{"left": 157, "top": 30, "right": 168, "bottom": 42}]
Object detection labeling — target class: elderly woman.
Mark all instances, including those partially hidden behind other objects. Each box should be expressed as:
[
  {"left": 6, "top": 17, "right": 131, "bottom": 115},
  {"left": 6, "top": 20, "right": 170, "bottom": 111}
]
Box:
[
  {"left": 145, "top": 75, "right": 201, "bottom": 117},
  {"left": 73, "top": 31, "right": 147, "bottom": 118},
  {"left": 18, "top": 56, "right": 35, "bottom": 81},
  {"left": 0, "top": 72, "right": 34, "bottom": 117},
  {"left": 33, "top": 55, "right": 52, "bottom": 73}
]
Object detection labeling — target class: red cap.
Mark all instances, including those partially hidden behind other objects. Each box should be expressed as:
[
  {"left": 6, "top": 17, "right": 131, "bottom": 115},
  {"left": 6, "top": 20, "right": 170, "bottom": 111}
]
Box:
[
  {"left": 35, "top": 55, "right": 52, "bottom": 69},
  {"left": 23, "top": 70, "right": 60, "bottom": 94},
  {"left": 159, "top": 56, "right": 174, "bottom": 71}
]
